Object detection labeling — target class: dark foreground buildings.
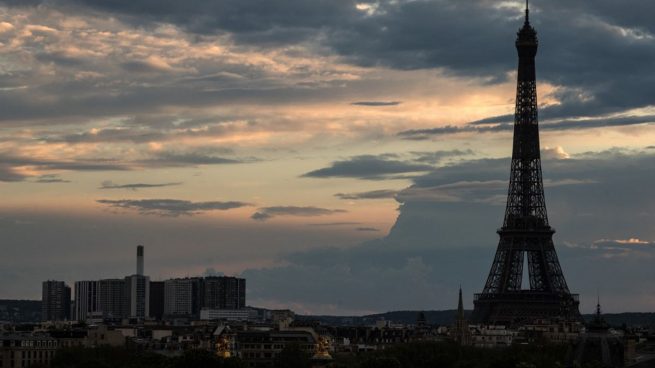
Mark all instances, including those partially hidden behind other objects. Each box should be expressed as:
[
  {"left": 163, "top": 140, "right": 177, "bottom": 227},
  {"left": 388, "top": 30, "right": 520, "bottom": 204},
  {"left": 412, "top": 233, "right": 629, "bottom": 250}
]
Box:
[{"left": 472, "top": 2, "right": 580, "bottom": 325}]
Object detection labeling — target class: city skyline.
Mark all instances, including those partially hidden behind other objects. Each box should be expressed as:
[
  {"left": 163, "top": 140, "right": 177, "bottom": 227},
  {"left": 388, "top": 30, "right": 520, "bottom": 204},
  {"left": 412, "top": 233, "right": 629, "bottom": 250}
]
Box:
[{"left": 2, "top": 0, "right": 655, "bottom": 315}]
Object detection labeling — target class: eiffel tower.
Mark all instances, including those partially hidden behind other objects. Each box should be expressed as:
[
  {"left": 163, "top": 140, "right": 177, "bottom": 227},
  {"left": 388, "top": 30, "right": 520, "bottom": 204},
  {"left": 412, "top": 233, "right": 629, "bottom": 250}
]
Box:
[{"left": 471, "top": 1, "right": 581, "bottom": 325}]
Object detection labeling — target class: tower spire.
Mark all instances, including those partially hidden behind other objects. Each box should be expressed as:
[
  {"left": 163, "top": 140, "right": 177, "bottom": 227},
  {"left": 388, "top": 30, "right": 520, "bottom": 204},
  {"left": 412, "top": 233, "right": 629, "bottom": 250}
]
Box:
[{"left": 525, "top": 0, "right": 529, "bottom": 23}]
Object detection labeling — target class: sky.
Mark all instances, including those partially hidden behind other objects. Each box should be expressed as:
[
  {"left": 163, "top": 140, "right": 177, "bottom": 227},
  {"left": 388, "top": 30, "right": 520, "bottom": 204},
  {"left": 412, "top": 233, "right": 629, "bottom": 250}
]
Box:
[{"left": 1, "top": 0, "right": 655, "bottom": 315}]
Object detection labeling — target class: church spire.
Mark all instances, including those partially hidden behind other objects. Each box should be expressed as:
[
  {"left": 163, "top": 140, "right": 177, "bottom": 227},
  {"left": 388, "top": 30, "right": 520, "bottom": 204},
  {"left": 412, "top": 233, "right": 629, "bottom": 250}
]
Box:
[{"left": 457, "top": 286, "right": 464, "bottom": 319}]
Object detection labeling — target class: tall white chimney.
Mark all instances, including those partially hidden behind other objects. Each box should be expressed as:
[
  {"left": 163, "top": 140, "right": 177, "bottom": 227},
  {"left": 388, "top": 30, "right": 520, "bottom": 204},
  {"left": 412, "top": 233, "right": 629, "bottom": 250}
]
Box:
[{"left": 137, "top": 245, "right": 144, "bottom": 276}]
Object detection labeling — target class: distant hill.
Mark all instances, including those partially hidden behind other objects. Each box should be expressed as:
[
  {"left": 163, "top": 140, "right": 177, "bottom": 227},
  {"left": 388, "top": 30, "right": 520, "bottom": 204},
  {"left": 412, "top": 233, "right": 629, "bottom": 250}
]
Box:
[
  {"left": 0, "top": 300, "right": 41, "bottom": 323},
  {"left": 587, "top": 313, "right": 655, "bottom": 328},
  {"left": 299, "top": 310, "right": 655, "bottom": 327},
  {"left": 297, "top": 310, "right": 469, "bottom": 326}
]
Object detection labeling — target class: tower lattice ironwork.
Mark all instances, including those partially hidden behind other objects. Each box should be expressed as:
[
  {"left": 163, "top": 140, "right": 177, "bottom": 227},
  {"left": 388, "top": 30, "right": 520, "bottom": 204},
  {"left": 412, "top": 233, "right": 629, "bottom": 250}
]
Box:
[{"left": 471, "top": 2, "right": 581, "bottom": 325}]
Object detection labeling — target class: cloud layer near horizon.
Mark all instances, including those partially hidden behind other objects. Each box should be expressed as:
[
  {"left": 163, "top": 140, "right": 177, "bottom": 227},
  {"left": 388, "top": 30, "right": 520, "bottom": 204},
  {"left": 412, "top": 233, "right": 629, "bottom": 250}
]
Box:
[{"left": 1, "top": 0, "right": 655, "bottom": 314}]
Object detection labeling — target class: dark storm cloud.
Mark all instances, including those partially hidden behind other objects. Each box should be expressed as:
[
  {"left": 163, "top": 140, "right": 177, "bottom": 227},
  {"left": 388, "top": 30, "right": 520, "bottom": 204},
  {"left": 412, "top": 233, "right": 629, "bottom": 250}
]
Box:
[
  {"left": 351, "top": 101, "right": 401, "bottom": 107},
  {"left": 387, "top": 148, "right": 655, "bottom": 250},
  {"left": 251, "top": 206, "right": 347, "bottom": 221},
  {"left": 1, "top": 1, "right": 654, "bottom": 127},
  {"left": 97, "top": 198, "right": 252, "bottom": 217},
  {"left": 302, "top": 155, "right": 433, "bottom": 180},
  {"left": 99, "top": 181, "right": 182, "bottom": 190},
  {"left": 335, "top": 189, "right": 398, "bottom": 200},
  {"left": 64, "top": 0, "right": 358, "bottom": 40},
  {"left": 245, "top": 149, "right": 655, "bottom": 312}
]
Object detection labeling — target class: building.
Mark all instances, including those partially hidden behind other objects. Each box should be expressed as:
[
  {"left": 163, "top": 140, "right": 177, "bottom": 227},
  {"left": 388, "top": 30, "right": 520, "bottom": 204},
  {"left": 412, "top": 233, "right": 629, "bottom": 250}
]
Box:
[
  {"left": 125, "top": 245, "right": 150, "bottom": 319},
  {"left": 125, "top": 275, "right": 149, "bottom": 319},
  {"left": 97, "top": 278, "right": 125, "bottom": 320},
  {"left": 204, "top": 276, "right": 246, "bottom": 310},
  {"left": 164, "top": 278, "right": 195, "bottom": 317},
  {"left": 200, "top": 309, "right": 251, "bottom": 322},
  {"left": 567, "top": 300, "right": 626, "bottom": 367},
  {"left": 149, "top": 281, "right": 165, "bottom": 321},
  {"left": 470, "top": 325, "right": 516, "bottom": 348},
  {"left": 41, "top": 280, "right": 71, "bottom": 322},
  {"left": 234, "top": 329, "right": 318, "bottom": 368},
  {"left": 0, "top": 334, "right": 59, "bottom": 368},
  {"left": 74, "top": 280, "right": 98, "bottom": 322}
]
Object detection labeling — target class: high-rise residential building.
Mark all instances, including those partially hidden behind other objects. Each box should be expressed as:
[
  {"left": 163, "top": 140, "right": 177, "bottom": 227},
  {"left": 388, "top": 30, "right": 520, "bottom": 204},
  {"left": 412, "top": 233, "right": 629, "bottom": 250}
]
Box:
[
  {"left": 74, "top": 281, "right": 98, "bottom": 322},
  {"left": 125, "top": 245, "right": 149, "bottom": 319},
  {"left": 125, "top": 275, "right": 149, "bottom": 319},
  {"left": 41, "top": 281, "right": 71, "bottom": 321},
  {"left": 97, "top": 279, "right": 125, "bottom": 320},
  {"left": 204, "top": 276, "right": 246, "bottom": 310},
  {"left": 164, "top": 278, "right": 194, "bottom": 317},
  {"left": 149, "top": 281, "right": 165, "bottom": 321}
]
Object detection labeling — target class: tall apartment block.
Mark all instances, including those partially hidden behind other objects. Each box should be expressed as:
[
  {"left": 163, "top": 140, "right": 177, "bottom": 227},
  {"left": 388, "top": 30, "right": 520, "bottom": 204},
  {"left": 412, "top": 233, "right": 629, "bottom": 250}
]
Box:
[
  {"left": 164, "top": 278, "right": 195, "bottom": 317},
  {"left": 204, "top": 276, "right": 246, "bottom": 310},
  {"left": 97, "top": 279, "right": 126, "bottom": 320},
  {"left": 41, "top": 281, "right": 71, "bottom": 321},
  {"left": 149, "top": 281, "right": 165, "bottom": 321},
  {"left": 74, "top": 280, "right": 98, "bottom": 322}
]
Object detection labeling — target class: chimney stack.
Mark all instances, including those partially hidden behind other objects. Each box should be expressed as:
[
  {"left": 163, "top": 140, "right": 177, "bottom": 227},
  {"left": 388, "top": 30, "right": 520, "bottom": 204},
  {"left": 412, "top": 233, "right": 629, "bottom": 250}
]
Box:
[{"left": 137, "top": 245, "right": 144, "bottom": 276}]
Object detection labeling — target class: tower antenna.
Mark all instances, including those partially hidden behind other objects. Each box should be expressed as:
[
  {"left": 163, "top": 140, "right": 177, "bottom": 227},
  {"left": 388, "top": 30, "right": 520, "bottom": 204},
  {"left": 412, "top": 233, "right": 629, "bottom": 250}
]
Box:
[{"left": 525, "top": 0, "right": 530, "bottom": 23}]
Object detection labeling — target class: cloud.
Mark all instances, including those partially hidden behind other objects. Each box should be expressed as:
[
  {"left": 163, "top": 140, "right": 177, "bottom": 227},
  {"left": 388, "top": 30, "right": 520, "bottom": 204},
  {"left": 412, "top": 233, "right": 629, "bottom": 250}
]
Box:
[
  {"left": 397, "top": 180, "right": 508, "bottom": 204},
  {"left": 562, "top": 238, "right": 655, "bottom": 259},
  {"left": 307, "top": 222, "right": 362, "bottom": 227},
  {"left": 34, "top": 174, "right": 70, "bottom": 183},
  {"left": 2, "top": 0, "right": 655, "bottom": 133},
  {"left": 0, "top": 147, "right": 253, "bottom": 180},
  {"left": 99, "top": 181, "right": 182, "bottom": 190},
  {"left": 410, "top": 149, "right": 475, "bottom": 164},
  {"left": 141, "top": 151, "right": 249, "bottom": 167},
  {"left": 244, "top": 149, "right": 655, "bottom": 313},
  {"left": 302, "top": 155, "right": 433, "bottom": 180},
  {"left": 542, "top": 146, "right": 571, "bottom": 160},
  {"left": 0, "top": 153, "right": 129, "bottom": 174},
  {"left": 355, "top": 227, "right": 379, "bottom": 232},
  {"left": 351, "top": 101, "right": 401, "bottom": 107},
  {"left": 97, "top": 198, "right": 252, "bottom": 216},
  {"left": 0, "top": 164, "right": 27, "bottom": 182},
  {"left": 251, "top": 206, "right": 347, "bottom": 221},
  {"left": 592, "top": 238, "right": 655, "bottom": 251},
  {"left": 398, "top": 115, "right": 655, "bottom": 139},
  {"left": 335, "top": 189, "right": 398, "bottom": 200}
]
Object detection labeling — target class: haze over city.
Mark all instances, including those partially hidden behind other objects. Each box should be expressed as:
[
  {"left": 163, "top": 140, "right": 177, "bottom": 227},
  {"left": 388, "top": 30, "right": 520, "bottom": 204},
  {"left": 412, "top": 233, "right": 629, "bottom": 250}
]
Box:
[{"left": 2, "top": 0, "right": 655, "bottom": 316}]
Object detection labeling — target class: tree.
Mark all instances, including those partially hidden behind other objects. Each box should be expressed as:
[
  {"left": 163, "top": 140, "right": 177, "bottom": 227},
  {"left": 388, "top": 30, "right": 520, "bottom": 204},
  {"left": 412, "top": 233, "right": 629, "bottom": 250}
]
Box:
[
  {"left": 273, "top": 344, "right": 311, "bottom": 368},
  {"left": 360, "top": 357, "right": 402, "bottom": 368}
]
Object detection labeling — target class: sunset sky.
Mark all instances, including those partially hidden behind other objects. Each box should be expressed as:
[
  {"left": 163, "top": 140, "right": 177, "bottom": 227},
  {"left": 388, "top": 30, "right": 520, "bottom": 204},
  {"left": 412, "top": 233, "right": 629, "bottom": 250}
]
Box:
[{"left": 1, "top": 0, "right": 655, "bottom": 315}]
